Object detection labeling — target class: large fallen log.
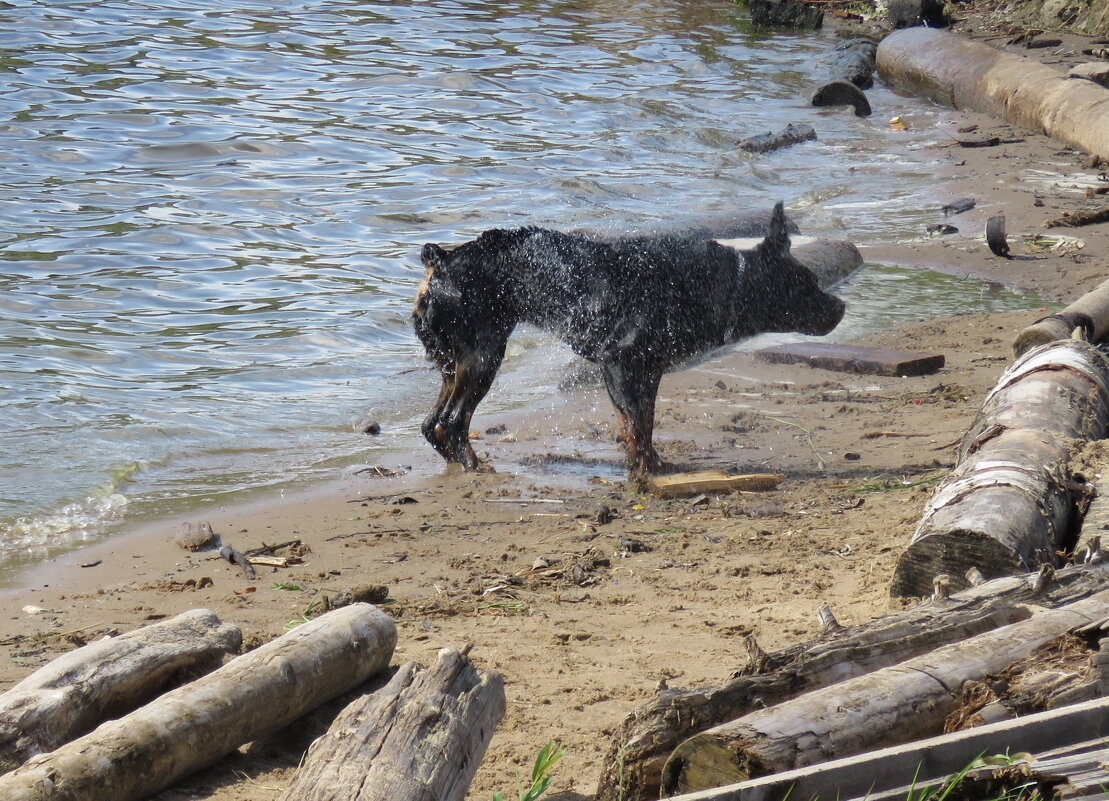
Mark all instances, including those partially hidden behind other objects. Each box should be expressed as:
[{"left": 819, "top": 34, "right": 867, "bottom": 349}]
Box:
[
  {"left": 279, "top": 647, "right": 505, "bottom": 801},
  {"left": 1013, "top": 276, "right": 1109, "bottom": 357},
  {"left": 659, "top": 696, "right": 1109, "bottom": 801},
  {"left": 877, "top": 27, "right": 1109, "bottom": 159},
  {"left": 891, "top": 339, "right": 1109, "bottom": 598},
  {"left": 594, "top": 561, "right": 1109, "bottom": 801},
  {"left": 0, "top": 608, "right": 241, "bottom": 773},
  {"left": 0, "top": 603, "right": 396, "bottom": 801},
  {"left": 661, "top": 589, "right": 1109, "bottom": 795}
]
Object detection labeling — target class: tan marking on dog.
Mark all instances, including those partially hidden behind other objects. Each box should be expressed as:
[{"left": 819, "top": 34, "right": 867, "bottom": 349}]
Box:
[{"left": 413, "top": 265, "right": 434, "bottom": 316}]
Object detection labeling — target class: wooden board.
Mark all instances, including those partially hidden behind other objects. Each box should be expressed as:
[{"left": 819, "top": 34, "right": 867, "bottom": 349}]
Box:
[
  {"left": 649, "top": 471, "right": 783, "bottom": 498},
  {"left": 755, "top": 343, "right": 945, "bottom": 377}
]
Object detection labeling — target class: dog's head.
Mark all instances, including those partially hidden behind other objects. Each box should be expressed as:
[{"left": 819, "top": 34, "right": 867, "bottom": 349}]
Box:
[
  {"left": 739, "top": 202, "right": 845, "bottom": 336},
  {"left": 413, "top": 232, "right": 524, "bottom": 364}
]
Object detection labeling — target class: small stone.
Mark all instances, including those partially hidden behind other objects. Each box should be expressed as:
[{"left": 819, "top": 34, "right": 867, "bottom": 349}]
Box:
[
  {"left": 353, "top": 415, "right": 381, "bottom": 435},
  {"left": 173, "top": 521, "right": 216, "bottom": 552}
]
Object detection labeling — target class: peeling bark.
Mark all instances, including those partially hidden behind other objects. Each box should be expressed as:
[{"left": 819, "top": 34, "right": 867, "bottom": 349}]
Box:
[{"left": 892, "top": 340, "right": 1109, "bottom": 598}]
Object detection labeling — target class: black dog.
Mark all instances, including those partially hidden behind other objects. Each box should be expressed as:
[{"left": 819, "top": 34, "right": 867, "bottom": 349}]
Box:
[{"left": 413, "top": 202, "right": 845, "bottom": 478}]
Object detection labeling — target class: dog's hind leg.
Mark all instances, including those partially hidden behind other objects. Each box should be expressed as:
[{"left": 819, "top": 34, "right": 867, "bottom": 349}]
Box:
[{"left": 599, "top": 358, "right": 664, "bottom": 479}]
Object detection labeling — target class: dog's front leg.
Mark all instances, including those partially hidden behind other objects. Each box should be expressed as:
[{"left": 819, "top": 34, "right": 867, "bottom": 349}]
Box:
[
  {"left": 440, "top": 345, "right": 507, "bottom": 471},
  {"left": 422, "top": 366, "right": 457, "bottom": 461}
]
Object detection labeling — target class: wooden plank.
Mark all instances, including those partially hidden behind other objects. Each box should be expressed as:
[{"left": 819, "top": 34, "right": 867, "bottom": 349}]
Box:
[
  {"left": 648, "top": 471, "right": 783, "bottom": 499},
  {"left": 661, "top": 696, "right": 1109, "bottom": 801},
  {"left": 754, "top": 343, "right": 945, "bottom": 377}
]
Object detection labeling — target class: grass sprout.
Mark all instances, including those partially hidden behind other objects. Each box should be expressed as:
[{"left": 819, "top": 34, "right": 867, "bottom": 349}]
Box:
[{"left": 493, "top": 740, "right": 565, "bottom": 801}]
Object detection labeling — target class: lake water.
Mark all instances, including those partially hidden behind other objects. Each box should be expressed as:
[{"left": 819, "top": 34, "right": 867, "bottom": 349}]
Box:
[{"left": 0, "top": 0, "right": 1039, "bottom": 576}]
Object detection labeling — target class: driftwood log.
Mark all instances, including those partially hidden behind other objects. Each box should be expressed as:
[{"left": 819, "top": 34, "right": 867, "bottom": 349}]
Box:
[
  {"left": 594, "top": 561, "right": 1109, "bottom": 801},
  {"left": 737, "top": 124, "right": 816, "bottom": 154},
  {"left": 877, "top": 28, "right": 1109, "bottom": 160},
  {"left": 1013, "top": 276, "right": 1109, "bottom": 357},
  {"left": 279, "top": 647, "right": 505, "bottom": 801},
  {"left": 810, "top": 80, "right": 871, "bottom": 117},
  {"left": 891, "top": 339, "right": 1109, "bottom": 598},
  {"left": 660, "top": 696, "right": 1109, "bottom": 801},
  {"left": 810, "top": 39, "right": 876, "bottom": 117},
  {"left": 0, "top": 608, "right": 241, "bottom": 773},
  {"left": 0, "top": 603, "right": 396, "bottom": 801},
  {"left": 662, "top": 589, "right": 1109, "bottom": 795}
]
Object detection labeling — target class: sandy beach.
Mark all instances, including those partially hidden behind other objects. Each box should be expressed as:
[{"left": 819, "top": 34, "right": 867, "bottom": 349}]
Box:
[{"left": 3, "top": 9, "right": 1109, "bottom": 801}]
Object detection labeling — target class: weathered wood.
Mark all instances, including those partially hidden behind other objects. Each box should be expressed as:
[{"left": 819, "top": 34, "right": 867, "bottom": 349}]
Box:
[
  {"left": 892, "top": 339, "right": 1109, "bottom": 598},
  {"left": 660, "top": 699, "right": 1109, "bottom": 801},
  {"left": 1046, "top": 207, "right": 1109, "bottom": 228},
  {"left": 648, "top": 472, "right": 783, "bottom": 499},
  {"left": 1076, "top": 450, "right": 1109, "bottom": 563},
  {"left": 737, "top": 124, "right": 816, "bottom": 154},
  {"left": 946, "top": 631, "right": 1109, "bottom": 732},
  {"left": 1013, "top": 276, "right": 1109, "bottom": 357},
  {"left": 0, "top": 609, "right": 241, "bottom": 773},
  {"left": 220, "top": 544, "right": 257, "bottom": 579},
  {"left": 755, "top": 343, "right": 944, "bottom": 377},
  {"left": 877, "top": 28, "right": 1109, "bottom": 160},
  {"left": 662, "top": 590, "right": 1109, "bottom": 795},
  {"left": 279, "top": 648, "right": 505, "bottom": 801},
  {"left": 810, "top": 79, "right": 871, "bottom": 116},
  {"left": 594, "top": 561, "right": 1109, "bottom": 801},
  {"left": 0, "top": 603, "right": 396, "bottom": 801}
]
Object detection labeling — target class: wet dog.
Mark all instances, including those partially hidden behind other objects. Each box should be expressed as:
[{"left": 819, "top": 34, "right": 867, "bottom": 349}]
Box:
[{"left": 413, "top": 202, "right": 845, "bottom": 478}]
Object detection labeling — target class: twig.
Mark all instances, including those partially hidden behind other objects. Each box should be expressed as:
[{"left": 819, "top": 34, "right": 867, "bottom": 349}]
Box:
[
  {"left": 0, "top": 624, "right": 103, "bottom": 647},
  {"left": 244, "top": 539, "right": 301, "bottom": 557},
  {"left": 764, "top": 415, "right": 825, "bottom": 471},
  {"left": 323, "top": 528, "right": 411, "bottom": 542},
  {"left": 487, "top": 498, "right": 566, "bottom": 504}
]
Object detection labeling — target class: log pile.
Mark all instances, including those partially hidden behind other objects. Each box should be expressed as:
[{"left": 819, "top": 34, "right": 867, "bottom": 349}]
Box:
[
  {"left": 0, "top": 603, "right": 507, "bottom": 801},
  {"left": 0, "top": 608, "right": 241, "bottom": 773},
  {"left": 595, "top": 562, "right": 1109, "bottom": 801},
  {"left": 663, "top": 590, "right": 1109, "bottom": 794},
  {"left": 594, "top": 301, "right": 1109, "bottom": 801}
]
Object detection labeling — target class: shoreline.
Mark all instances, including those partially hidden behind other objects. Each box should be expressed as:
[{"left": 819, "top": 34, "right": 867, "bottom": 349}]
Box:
[{"left": 4, "top": 18, "right": 1109, "bottom": 801}]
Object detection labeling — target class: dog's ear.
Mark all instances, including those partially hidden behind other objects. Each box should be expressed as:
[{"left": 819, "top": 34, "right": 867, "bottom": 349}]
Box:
[
  {"left": 421, "top": 243, "right": 449, "bottom": 272},
  {"left": 765, "top": 202, "right": 791, "bottom": 251}
]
